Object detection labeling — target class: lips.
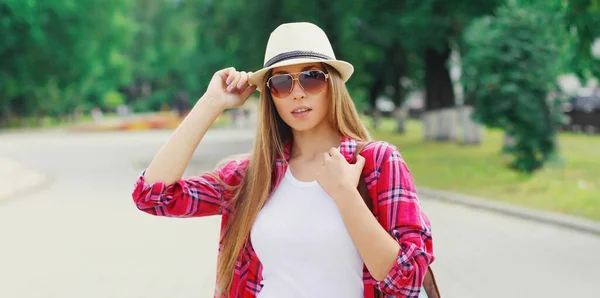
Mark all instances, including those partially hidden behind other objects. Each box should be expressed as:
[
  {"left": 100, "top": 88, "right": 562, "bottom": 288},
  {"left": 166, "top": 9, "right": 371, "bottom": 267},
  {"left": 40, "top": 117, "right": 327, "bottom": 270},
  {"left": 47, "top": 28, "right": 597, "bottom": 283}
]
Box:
[
  {"left": 291, "top": 106, "right": 312, "bottom": 114},
  {"left": 291, "top": 106, "right": 312, "bottom": 119}
]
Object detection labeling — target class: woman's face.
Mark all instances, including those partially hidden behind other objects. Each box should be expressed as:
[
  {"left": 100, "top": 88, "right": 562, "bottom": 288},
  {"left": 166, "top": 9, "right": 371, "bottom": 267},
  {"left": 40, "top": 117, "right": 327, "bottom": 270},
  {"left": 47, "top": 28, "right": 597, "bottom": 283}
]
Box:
[{"left": 267, "top": 62, "right": 330, "bottom": 132}]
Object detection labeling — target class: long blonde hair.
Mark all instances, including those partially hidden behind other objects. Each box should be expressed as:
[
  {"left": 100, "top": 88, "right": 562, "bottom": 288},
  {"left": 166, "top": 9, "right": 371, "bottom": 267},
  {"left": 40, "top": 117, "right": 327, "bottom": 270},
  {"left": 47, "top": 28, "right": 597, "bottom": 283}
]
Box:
[{"left": 215, "top": 63, "right": 371, "bottom": 295}]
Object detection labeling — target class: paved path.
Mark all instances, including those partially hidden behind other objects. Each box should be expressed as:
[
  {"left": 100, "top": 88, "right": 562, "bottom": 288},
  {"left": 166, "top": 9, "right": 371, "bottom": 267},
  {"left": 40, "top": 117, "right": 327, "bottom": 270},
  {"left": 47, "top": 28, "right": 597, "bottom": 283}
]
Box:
[
  {"left": 0, "top": 128, "right": 598, "bottom": 298},
  {"left": 0, "top": 157, "right": 48, "bottom": 202}
]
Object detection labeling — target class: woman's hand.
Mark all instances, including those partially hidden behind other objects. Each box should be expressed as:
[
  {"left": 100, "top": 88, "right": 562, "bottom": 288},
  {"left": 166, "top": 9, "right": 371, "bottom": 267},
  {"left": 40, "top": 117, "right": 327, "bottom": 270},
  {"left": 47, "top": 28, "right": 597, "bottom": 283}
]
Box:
[
  {"left": 203, "top": 67, "right": 257, "bottom": 111},
  {"left": 316, "top": 147, "right": 366, "bottom": 201}
]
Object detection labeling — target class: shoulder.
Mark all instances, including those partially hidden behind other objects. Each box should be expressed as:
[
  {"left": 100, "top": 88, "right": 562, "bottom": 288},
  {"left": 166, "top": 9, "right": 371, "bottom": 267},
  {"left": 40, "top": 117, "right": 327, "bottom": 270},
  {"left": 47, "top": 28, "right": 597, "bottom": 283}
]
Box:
[
  {"left": 361, "top": 141, "right": 416, "bottom": 192},
  {"left": 359, "top": 140, "right": 413, "bottom": 179},
  {"left": 360, "top": 140, "right": 402, "bottom": 165}
]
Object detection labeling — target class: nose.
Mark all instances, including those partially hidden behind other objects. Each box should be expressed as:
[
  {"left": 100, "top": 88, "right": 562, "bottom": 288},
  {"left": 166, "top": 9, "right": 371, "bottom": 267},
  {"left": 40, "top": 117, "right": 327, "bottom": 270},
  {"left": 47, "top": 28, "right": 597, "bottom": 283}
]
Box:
[{"left": 290, "top": 78, "right": 306, "bottom": 100}]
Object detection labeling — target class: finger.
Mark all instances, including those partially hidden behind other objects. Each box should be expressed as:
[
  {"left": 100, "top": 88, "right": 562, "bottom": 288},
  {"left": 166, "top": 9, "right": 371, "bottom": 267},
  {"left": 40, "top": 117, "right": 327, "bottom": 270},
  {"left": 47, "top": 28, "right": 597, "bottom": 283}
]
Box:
[
  {"left": 329, "top": 147, "right": 345, "bottom": 161},
  {"left": 228, "top": 72, "right": 243, "bottom": 92},
  {"left": 236, "top": 71, "right": 249, "bottom": 89},
  {"left": 246, "top": 72, "right": 254, "bottom": 85},
  {"left": 328, "top": 147, "right": 340, "bottom": 157},
  {"left": 322, "top": 152, "right": 332, "bottom": 164},
  {"left": 230, "top": 71, "right": 246, "bottom": 91},
  {"left": 240, "top": 84, "right": 257, "bottom": 99},
  {"left": 355, "top": 154, "right": 366, "bottom": 169},
  {"left": 218, "top": 67, "right": 236, "bottom": 82},
  {"left": 236, "top": 72, "right": 251, "bottom": 94}
]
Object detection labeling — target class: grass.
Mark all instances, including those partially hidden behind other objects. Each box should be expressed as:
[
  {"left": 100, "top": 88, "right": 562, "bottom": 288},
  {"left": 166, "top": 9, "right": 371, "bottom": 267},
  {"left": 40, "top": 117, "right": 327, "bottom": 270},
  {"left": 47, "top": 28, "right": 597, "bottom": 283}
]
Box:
[{"left": 364, "top": 117, "right": 600, "bottom": 221}]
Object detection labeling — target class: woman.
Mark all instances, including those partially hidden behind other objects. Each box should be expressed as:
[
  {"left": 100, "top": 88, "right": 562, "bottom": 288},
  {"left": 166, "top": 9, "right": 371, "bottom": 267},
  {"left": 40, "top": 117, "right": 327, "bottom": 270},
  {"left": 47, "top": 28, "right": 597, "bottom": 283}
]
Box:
[{"left": 132, "top": 22, "right": 434, "bottom": 298}]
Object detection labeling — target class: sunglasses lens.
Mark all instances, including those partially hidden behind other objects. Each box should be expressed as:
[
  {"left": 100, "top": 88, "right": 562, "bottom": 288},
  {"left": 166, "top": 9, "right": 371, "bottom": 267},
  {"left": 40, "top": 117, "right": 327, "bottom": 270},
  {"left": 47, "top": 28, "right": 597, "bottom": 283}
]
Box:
[
  {"left": 299, "top": 71, "right": 327, "bottom": 94},
  {"left": 269, "top": 75, "right": 293, "bottom": 97}
]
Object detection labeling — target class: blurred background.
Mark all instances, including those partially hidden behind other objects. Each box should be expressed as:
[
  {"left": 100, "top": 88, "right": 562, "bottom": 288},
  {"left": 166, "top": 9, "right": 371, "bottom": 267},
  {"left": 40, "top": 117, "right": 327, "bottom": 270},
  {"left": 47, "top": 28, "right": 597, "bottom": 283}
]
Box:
[{"left": 1, "top": 0, "right": 599, "bottom": 297}]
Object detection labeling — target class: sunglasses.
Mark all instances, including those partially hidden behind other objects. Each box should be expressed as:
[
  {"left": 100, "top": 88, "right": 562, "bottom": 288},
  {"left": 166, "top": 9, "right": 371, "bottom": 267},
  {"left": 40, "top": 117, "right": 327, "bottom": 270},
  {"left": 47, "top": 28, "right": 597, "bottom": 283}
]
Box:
[{"left": 267, "top": 70, "right": 329, "bottom": 98}]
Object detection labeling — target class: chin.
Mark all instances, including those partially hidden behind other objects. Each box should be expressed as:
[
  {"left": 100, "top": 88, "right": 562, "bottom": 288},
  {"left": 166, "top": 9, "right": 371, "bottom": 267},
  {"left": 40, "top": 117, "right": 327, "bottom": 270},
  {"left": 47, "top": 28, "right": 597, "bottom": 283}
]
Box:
[
  {"left": 280, "top": 110, "right": 329, "bottom": 133},
  {"left": 287, "top": 122, "right": 319, "bottom": 132},
  {"left": 284, "top": 117, "right": 329, "bottom": 133}
]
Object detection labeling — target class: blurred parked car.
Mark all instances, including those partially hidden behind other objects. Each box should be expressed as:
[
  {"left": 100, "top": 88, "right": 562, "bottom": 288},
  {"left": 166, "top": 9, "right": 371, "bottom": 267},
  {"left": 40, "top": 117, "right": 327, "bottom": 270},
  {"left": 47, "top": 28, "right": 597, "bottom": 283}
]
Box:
[{"left": 561, "top": 94, "right": 600, "bottom": 134}]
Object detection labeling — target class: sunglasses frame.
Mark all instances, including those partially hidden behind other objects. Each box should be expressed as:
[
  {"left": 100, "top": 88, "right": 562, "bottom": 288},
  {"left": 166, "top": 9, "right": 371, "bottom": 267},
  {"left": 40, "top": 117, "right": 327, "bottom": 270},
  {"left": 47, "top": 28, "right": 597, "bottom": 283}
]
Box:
[{"left": 266, "top": 70, "right": 329, "bottom": 97}]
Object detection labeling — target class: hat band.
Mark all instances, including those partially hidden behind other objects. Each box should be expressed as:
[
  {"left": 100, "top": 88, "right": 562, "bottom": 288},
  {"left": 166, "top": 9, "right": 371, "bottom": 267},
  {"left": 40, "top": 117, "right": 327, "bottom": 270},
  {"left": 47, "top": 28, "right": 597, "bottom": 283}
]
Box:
[{"left": 264, "top": 50, "right": 333, "bottom": 67}]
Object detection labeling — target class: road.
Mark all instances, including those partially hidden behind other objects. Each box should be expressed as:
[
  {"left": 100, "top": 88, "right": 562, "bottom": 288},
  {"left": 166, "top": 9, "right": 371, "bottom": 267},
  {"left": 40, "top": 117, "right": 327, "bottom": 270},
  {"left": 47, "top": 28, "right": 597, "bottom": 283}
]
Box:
[{"left": 0, "top": 128, "right": 598, "bottom": 298}]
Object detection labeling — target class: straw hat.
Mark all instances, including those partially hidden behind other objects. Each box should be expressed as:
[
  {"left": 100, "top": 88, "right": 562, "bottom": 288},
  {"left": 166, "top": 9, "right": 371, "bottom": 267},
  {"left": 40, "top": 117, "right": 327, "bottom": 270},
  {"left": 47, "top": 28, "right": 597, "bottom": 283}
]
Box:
[{"left": 248, "top": 22, "right": 354, "bottom": 90}]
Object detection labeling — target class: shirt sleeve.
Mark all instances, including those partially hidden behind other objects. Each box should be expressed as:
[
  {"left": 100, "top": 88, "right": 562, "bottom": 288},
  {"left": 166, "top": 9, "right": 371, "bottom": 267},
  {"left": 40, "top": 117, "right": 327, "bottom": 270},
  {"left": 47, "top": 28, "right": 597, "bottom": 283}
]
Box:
[
  {"left": 131, "top": 158, "right": 248, "bottom": 217},
  {"left": 374, "top": 144, "right": 435, "bottom": 297}
]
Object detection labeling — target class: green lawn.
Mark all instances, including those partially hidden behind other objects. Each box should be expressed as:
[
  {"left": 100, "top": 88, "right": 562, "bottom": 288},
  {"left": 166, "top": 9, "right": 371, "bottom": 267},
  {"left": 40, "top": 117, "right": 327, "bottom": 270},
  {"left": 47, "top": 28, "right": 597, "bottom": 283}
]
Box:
[{"left": 365, "top": 117, "right": 600, "bottom": 221}]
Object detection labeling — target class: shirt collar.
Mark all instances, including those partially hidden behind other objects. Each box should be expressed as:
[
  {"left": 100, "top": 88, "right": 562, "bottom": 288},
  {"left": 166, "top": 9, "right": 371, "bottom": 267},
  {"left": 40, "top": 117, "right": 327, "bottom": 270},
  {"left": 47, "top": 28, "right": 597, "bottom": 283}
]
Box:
[{"left": 282, "top": 135, "right": 358, "bottom": 163}]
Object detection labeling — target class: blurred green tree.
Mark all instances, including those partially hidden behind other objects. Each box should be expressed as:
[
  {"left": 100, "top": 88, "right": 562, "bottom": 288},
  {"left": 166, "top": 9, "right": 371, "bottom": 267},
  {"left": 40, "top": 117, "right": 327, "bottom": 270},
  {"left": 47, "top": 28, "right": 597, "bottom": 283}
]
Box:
[
  {"left": 125, "top": 0, "right": 199, "bottom": 111},
  {"left": 557, "top": 0, "right": 600, "bottom": 79},
  {"left": 0, "top": 0, "right": 135, "bottom": 122},
  {"left": 1, "top": 0, "right": 596, "bottom": 146},
  {"left": 461, "top": 2, "right": 570, "bottom": 172},
  {"left": 517, "top": 0, "right": 600, "bottom": 80},
  {"left": 337, "top": 0, "right": 502, "bottom": 135}
]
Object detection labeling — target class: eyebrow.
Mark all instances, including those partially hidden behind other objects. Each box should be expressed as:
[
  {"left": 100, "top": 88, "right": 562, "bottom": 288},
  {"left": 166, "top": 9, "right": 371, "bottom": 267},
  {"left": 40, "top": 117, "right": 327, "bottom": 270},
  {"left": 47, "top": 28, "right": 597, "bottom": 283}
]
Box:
[{"left": 272, "top": 65, "right": 319, "bottom": 75}]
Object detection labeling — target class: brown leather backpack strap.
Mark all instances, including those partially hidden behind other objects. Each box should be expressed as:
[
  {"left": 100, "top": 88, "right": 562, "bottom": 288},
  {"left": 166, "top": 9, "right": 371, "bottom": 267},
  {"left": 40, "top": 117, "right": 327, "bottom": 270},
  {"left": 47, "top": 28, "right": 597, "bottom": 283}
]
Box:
[
  {"left": 354, "top": 141, "right": 375, "bottom": 212},
  {"left": 357, "top": 178, "right": 373, "bottom": 213},
  {"left": 423, "top": 266, "right": 441, "bottom": 298}
]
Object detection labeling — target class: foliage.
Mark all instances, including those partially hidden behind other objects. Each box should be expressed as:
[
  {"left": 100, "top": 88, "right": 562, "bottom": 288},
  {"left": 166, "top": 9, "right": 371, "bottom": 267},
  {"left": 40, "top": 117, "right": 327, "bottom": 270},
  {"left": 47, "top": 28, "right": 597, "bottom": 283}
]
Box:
[
  {"left": 0, "top": 0, "right": 598, "bottom": 175},
  {"left": 462, "top": 3, "right": 571, "bottom": 172},
  {"left": 0, "top": 0, "right": 135, "bottom": 118},
  {"left": 562, "top": 0, "right": 600, "bottom": 78},
  {"left": 516, "top": 0, "right": 600, "bottom": 80},
  {"left": 102, "top": 90, "right": 125, "bottom": 111}
]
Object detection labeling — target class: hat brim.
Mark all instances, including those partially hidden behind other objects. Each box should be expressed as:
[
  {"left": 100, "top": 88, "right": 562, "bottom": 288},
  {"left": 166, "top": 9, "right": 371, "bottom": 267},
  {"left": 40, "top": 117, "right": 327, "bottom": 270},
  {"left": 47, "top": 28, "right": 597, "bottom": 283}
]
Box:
[{"left": 248, "top": 58, "right": 354, "bottom": 91}]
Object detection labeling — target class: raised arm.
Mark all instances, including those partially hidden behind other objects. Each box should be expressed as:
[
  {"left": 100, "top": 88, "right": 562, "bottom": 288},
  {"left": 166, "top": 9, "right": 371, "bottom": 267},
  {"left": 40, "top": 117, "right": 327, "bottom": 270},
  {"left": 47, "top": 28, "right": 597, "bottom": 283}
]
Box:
[
  {"left": 143, "top": 67, "right": 255, "bottom": 186},
  {"left": 132, "top": 67, "right": 256, "bottom": 217}
]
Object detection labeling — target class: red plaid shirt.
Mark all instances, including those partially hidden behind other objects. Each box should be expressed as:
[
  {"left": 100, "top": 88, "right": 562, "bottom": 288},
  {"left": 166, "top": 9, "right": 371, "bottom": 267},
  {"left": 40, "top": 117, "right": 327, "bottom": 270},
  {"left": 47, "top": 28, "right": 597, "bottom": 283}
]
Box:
[{"left": 132, "top": 136, "right": 434, "bottom": 297}]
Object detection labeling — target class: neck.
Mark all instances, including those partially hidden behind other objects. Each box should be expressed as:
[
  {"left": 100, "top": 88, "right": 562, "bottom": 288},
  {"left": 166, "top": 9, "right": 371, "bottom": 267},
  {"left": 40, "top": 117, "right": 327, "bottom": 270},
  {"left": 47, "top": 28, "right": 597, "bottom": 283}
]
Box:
[{"left": 290, "top": 121, "right": 342, "bottom": 162}]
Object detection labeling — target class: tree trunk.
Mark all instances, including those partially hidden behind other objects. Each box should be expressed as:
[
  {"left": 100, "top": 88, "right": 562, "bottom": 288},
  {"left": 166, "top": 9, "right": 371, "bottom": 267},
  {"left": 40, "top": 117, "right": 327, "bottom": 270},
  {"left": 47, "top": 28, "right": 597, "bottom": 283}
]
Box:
[
  {"left": 390, "top": 42, "right": 407, "bottom": 134},
  {"left": 368, "top": 75, "right": 385, "bottom": 130},
  {"left": 459, "top": 106, "right": 483, "bottom": 145},
  {"left": 424, "top": 46, "right": 455, "bottom": 110},
  {"left": 423, "top": 45, "right": 456, "bottom": 141},
  {"left": 393, "top": 106, "right": 407, "bottom": 133},
  {"left": 0, "top": 107, "right": 6, "bottom": 128},
  {"left": 392, "top": 69, "right": 407, "bottom": 134}
]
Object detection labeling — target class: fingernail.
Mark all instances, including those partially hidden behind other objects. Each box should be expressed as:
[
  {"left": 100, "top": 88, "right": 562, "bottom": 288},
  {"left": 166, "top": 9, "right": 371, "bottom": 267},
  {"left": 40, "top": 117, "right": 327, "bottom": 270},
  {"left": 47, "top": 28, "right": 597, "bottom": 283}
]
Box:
[
  {"left": 237, "top": 82, "right": 243, "bottom": 88},
  {"left": 227, "top": 86, "right": 232, "bottom": 92},
  {"left": 226, "top": 78, "right": 231, "bottom": 84}
]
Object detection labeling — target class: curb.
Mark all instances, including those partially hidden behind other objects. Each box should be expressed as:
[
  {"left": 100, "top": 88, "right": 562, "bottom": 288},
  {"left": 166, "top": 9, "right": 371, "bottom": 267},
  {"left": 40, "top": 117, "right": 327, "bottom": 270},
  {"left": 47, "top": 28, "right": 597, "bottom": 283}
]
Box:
[
  {"left": 418, "top": 187, "right": 600, "bottom": 236},
  {"left": 0, "top": 158, "right": 51, "bottom": 203}
]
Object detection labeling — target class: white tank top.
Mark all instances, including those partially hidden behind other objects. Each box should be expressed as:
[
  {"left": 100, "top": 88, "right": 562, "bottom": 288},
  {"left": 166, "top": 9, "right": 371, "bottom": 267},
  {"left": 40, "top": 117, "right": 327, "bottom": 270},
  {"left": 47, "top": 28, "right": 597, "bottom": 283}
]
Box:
[{"left": 250, "top": 167, "right": 364, "bottom": 298}]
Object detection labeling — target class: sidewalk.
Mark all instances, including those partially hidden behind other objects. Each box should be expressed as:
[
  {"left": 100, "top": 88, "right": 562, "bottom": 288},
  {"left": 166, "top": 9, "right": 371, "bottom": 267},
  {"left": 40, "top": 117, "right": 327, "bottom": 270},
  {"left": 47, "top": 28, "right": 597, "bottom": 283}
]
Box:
[{"left": 0, "top": 157, "right": 50, "bottom": 203}]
